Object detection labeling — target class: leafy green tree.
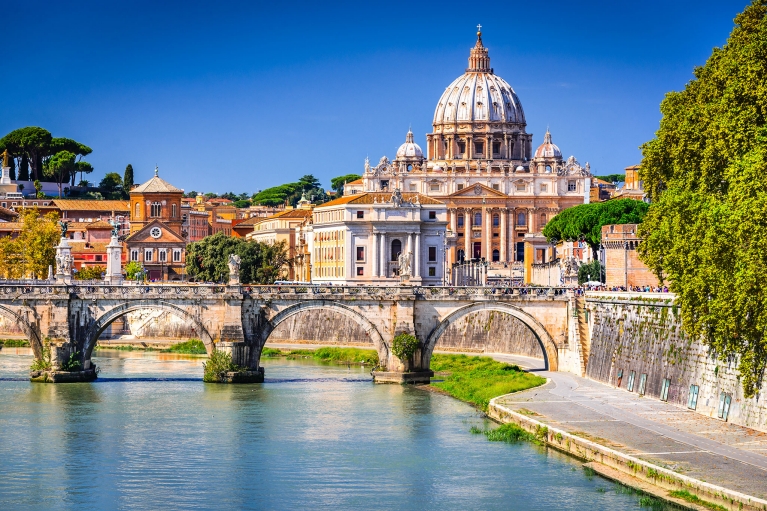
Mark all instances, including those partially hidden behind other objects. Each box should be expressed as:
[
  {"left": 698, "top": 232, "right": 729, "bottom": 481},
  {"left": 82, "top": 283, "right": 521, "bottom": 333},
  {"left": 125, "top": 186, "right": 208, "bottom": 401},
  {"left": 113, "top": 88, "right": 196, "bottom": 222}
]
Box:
[
  {"left": 637, "top": 1, "right": 767, "bottom": 397},
  {"left": 123, "top": 164, "right": 134, "bottom": 194},
  {"left": 0, "top": 127, "right": 52, "bottom": 181},
  {"left": 44, "top": 150, "right": 76, "bottom": 197},
  {"left": 542, "top": 199, "right": 649, "bottom": 259},
  {"left": 99, "top": 172, "right": 123, "bottom": 199},
  {"left": 577, "top": 260, "right": 604, "bottom": 285},
  {"left": 17, "top": 155, "right": 29, "bottom": 181},
  {"left": 233, "top": 199, "right": 251, "bottom": 208},
  {"left": 594, "top": 174, "right": 625, "bottom": 183},
  {"left": 186, "top": 232, "right": 290, "bottom": 284},
  {"left": 74, "top": 265, "right": 105, "bottom": 280},
  {"left": 0, "top": 209, "right": 60, "bottom": 278},
  {"left": 330, "top": 174, "right": 362, "bottom": 193},
  {"left": 124, "top": 260, "right": 143, "bottom": 280},
  {"left": 47, "top": 138, "right": 92, "bottom": 186}
]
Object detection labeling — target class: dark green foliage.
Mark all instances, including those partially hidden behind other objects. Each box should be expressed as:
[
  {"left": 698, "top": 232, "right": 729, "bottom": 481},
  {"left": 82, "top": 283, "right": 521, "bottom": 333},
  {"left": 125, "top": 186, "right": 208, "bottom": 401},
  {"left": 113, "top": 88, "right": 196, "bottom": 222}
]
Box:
[
  {"left": 637, "top": 1, "right": 767, "bottom": 397},
  {"left": 578, "top": 260, "right": 604, "bottom": 284},
  {"left": 202, "top": 350, "right": 241, "bottom": 382},
  {"left": 186, "top": 232, "right": 290, "bottom": 284},
  {"left": 391, "top": 333, "right": 419, "bottom": 360},
  {"left": 233, "top": 199, "right": 251, "bottom": 208},
  {"left": 542, "top": 199, "right": 649, "bottom": 258},
  {"left": 99, "top": 172, "right": 123, "bottom": 199},
  {"left": 0, "top": 339, "right": 30, "bottom": 347},
  {"left": 60, "top": 351, "right": 82, "bottom": 372},
  {"left": 164, "top": 339, "right": 207, "bottom": 354},
  {"left": 74, "top": 265, "right": 104, "bottom": 280},
  {"left": 252, "top": 174, "right": 327, "bottom": 207},
  {"left": 123, "top": 164, "right": 134, "bottom": 192},
  {"left": 330, "top": 174, "right": 362, "bottom": 193},
  {"left": 44, "top": 150, "right": 76, "bottom": 197},
  {"left": 0, "top": 127, "right": 52, "bottom": 181},
  {"left": 472, "top": 423, "right": 534, "bottom": 443},
  {"left": 18, "top": 155, "right": 29, "bottom": 181},
  {"left": 594, "top": 174, "right": 625, "bottom": 183}
]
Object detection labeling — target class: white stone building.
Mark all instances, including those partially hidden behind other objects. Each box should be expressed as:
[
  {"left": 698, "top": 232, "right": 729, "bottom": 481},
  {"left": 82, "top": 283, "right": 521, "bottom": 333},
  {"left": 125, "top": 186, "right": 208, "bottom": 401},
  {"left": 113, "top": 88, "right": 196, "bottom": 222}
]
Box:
[{"left": 309, "top": 190, "right": 448, "bottom": 285}]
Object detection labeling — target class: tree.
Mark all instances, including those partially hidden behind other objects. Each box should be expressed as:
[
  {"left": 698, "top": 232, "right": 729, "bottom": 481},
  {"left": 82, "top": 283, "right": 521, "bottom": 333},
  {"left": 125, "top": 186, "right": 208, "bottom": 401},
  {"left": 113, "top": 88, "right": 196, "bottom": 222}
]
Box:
[
  {"left": 17, "top": 155, "right": 29, "bottom": 181},
  {"left": 330, "top": 174, "right": 362, "bottom": 193},
  {"left": 123, "top": 164, "right": 134, "bottom": 194},
  {"left": 124, "top": 260, "right": 143, "bottom": 281},
  {"left": 44, "top": 150, "right": 76, "bottom": 197},
  {"left": 186, "top": 232, "right": 290, "bottom": 284},
  {"left": 542, "top": 199, "right": 649, "bottom": 259},
  {"left": 0, "top": 209, "right": 60, "bottom": 279},
  {"left": 99, "top": 172, "right": 123, "bottom": 199},
  {"left": 74, "top": 265, "right": 104, "bottom": 280},
  {"left": 637, "top": 1, "right": 767, "bottom": 397},
  {"left": 578, "top": 260, "right": 604, "bottom": 285},
  {"left": 594, "top": 174, "right": 625, "bottom": 183},
  {"left": 0, "top": 127, "right": 52, "bottom": 181}
]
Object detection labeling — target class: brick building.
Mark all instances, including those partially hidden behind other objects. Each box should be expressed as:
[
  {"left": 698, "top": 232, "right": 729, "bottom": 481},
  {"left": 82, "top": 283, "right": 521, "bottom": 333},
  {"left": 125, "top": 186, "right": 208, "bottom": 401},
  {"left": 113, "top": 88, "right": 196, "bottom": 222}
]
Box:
[{"left": 601, "top": 223, "right": 662, "bottom": 288}]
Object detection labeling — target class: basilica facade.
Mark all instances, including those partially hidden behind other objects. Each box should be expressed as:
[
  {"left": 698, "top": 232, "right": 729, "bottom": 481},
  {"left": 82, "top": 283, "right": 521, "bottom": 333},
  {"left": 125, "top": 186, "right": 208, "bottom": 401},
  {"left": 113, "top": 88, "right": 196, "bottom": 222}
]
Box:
[{"left": 356, "top": 30, "right": 592, "bottom": 266}]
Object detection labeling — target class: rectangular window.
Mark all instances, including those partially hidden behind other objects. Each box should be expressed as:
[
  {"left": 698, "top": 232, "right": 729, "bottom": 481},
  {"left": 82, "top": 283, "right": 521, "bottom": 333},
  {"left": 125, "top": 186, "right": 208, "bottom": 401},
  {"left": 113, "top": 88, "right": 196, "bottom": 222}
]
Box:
[
  {"left": 159, "top": 250, "right": 167, "bottom": 262},
  {"left": 356, "top": 266, "right": 364, "bottom": 276},
  {"left": 474, "top": 141, "right": 484, "bottom": 155},
  {"left": 540, "top": 184, "right": 548, "bottom": 192},
  {"left": 492, "top": 184, "right": 499, "bottom": 191},
  {"left": 0, "top": 202, "right": 5, "bottom": 208},
  {"left": 428, "top": 267, "right": 436, "bottom": 277},
  {"left": 430, "top": 183, "right": 440, "bottom": 192},
  {"left": 428, "top": 211, "right": 436, "bottom": 220},
  {"left": 456, "top": 184, "right": 464, "bottom": 191},
  {"left": 131, "top": 250, "right": 139, "bottom": 261},
  {"left": 356, "top": 246, "right": 365, "bottom": 262},
  {"left": 568, "top": 180, "right": 577, "bottom": 192},
  {"left": 687, "top": 385, "right": 699, "bottom": 410},
  {"left": 638, "top": 374, "right": 647, "bottom": 396},
  {"left": 718, "top": 392, "right": 732, "bottom": 420},
  {"left": 660, "top": 378, "right": 671, "bottom": 402},
  {"left": 356, "top": 211, "right": 364, "bottom": 219},
  {"left": 428, "top": 246, "right": 437, "bottom": 262},
  {"left": 173, "top": 249, "right": 182, "bottom": 262},
  {"left": 144, "top": 249, "right": 153, "bottom": 262},
  {"left": 515, "top": 183, "right": 525, "bottom": 191},
  {"left": 381, "top": 180, "right": 389, "bottom": 190},
  {"left": 95, "top": 255, "right": 102, "bottom": 262},
  {"left": 409, "top": 183, "right": 417, "bottom": 192},
  {"left": 627, "top": 371, "right": 636, "bottom": 392},
  {"left": 457, "top": 140, "right": 466, "bottom": 155},
  {"left": 492, "top": 141, "right": 501, "bottom": 154}
]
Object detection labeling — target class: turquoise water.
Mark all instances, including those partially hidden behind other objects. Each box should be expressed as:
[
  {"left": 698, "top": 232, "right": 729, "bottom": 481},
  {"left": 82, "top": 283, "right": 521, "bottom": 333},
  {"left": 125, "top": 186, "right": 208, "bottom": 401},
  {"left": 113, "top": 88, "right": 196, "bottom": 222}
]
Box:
[{"left": 0, "top": 348, "right": 653, "bottom": 510}]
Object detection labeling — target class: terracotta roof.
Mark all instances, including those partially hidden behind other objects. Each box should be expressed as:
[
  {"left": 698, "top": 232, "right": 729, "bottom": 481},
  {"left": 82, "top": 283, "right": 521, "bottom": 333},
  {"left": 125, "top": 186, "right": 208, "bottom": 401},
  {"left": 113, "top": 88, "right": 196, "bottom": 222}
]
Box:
[
  {"left": 131, "top": 175, "right": 182, "bottom": 193},
  {"left": 318, "top": 192, "right": 443, "bottom": 208},
  {"left": 69, "top": 241, "right": 110, "bottom": 253},
  {"left": 86, "top": 220, "right": 113, "bottom": 229},
  {"left": 233, "top": 216, "right": 263, "bottom": 227},
  {"left": 0, "top": 222, "right": 22, "bottom": 231},
  {"left": 254, "top": 209, "right": 312, "bottom": 224},
  {"left": 0, "top": 206, "right": 19, "bottom": 218},
  {"left": 52, "top": 199, "right": 130, "bottom": 211},
  {"left": 346, "top": 179, "right": 363, "bottom": 185}
]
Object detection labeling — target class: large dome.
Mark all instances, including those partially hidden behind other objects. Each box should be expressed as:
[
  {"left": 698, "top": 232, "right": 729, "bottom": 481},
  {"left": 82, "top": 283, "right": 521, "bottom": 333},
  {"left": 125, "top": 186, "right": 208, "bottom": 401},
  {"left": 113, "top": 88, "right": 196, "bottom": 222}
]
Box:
[{"left": 432, "top": 33, "right": 525, "bottom": 126}]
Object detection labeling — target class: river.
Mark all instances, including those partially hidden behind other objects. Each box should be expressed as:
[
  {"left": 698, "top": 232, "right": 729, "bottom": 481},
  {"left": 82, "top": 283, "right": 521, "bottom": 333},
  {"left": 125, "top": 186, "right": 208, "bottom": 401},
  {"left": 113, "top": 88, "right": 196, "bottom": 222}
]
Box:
[{"left": 0, "top": 348, "right": 654, "bottom": 510}]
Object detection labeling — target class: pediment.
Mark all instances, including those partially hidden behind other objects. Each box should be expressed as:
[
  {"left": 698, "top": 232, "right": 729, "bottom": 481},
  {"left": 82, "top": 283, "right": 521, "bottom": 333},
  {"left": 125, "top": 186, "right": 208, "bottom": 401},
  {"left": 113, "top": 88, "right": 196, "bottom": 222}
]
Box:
[
  {"left": 126, "top": 220, "right": 185, "bottom": 244},
  {"left": 447, "top": 183, "right": 507, "bottom": 198}
]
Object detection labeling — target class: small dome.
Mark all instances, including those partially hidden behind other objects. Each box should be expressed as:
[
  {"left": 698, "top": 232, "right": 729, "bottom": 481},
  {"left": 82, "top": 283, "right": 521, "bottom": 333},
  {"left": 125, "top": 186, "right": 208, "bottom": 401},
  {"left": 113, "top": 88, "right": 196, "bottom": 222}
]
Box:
[
  {"left": 515, "top": 165, "right": 525, "bottom": 172},
  {"left": 534, "top": 129, "right": 562, "bottom": 159},
  {"left": 396, "top": 130, "right": 424, "bottom": 159}
]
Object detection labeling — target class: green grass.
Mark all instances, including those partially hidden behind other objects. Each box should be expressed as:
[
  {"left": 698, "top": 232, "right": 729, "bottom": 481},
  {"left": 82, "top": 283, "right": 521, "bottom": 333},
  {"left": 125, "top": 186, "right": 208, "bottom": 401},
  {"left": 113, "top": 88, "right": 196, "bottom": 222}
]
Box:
[
  {"left": 94, "top": 344, "right": 158, "bottom": 351},
  {"left": 262, "top": 347, "right": 379, "bottom": 366},
  {"left": 430, "top": 354, "right": 546, "bottom": 411},
  {"left": 163, "top": 339, "right": 207, "bottom": 354},
  {"left": 0, "top": 339, "right": 30, "bottom": 347},
  {"left": 668, "top": 490, "right": 727, "bottom": 511},
  {"left": 471, "top": 423, "right": 535, "bottom": 443}
]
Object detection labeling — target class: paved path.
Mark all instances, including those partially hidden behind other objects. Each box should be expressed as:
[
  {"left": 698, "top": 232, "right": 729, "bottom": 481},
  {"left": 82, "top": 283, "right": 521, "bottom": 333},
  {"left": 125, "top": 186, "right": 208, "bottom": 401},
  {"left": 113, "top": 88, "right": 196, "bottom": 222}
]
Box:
[{"left": 491, "top": 353, "right": 767, "bottom": 498}]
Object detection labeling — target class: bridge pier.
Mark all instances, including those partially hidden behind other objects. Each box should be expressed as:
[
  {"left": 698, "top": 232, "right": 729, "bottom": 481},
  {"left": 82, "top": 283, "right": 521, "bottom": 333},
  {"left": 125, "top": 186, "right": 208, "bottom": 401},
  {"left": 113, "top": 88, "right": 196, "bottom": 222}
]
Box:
[
  {"left": 30, "top": 340, "right": 97, "bottom": 383},
  {"left": 215, "top": 341, "right": 264, "bottom": 383}
]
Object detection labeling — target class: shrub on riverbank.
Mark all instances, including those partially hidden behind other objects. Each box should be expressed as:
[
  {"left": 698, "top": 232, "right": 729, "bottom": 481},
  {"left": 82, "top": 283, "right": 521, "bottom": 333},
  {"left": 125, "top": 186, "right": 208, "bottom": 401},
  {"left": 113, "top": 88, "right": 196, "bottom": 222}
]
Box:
[
  {"left": 164, "top": 339, "right": 207, "bottom": 354},
  {"left": 261, "top": 346, "right": 379, "bottom": 366},
  {"left": 202, "top": 350, "right": 241, "bottom": 382},
  {"left": 470, "top": 423, "right": 534, "bottom": 443},
  {"left": 430, "top": 354, "right": 545, "bottom": 411},
  {"left": 0, "top": 339, "right": 29, "bottom": 347}
]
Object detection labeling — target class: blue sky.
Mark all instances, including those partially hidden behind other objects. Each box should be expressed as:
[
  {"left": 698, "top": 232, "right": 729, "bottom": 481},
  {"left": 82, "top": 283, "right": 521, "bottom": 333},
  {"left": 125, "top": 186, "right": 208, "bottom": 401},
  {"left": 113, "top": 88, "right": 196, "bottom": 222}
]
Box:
[{"left": 0, "top": 0, "right": 749, "bottom": 194}]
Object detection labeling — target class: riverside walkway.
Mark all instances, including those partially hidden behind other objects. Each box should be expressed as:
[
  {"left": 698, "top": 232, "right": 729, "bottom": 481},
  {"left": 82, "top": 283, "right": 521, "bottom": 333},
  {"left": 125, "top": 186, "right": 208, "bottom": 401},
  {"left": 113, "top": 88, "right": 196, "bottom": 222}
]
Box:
[{"left": 494, "top": 354, "right": 767, "bottom": 500}]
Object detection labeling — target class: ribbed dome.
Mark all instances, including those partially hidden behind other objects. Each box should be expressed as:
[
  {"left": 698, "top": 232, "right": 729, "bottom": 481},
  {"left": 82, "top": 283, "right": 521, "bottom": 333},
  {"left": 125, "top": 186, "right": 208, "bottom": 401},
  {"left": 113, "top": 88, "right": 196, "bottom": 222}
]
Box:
[
  {"left": 432, "top": 33, "right": 525, "bottom": 126},
  {"left": 534, "top": 130, "right": 562, "bottom": 159},
  {"left": 396, "top": 130, "right": 423, "bottom": 159}
]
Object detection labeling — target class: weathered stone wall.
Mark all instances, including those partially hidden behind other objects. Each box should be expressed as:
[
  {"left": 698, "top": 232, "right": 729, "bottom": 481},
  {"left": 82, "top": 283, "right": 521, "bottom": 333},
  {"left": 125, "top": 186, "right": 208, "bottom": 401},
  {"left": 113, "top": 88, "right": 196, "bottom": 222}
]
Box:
[
  {"left": 585, "top": 295, "right": 767, "bottom": 432},
  {"left": 0, "top": 314, "right": 23, "bottom": 336},
  {"left": 267, "top": 311, "right": 373, "bottom": 345},
  {"left": 434, "top": 310, "right": 543, "bottom": 358}
]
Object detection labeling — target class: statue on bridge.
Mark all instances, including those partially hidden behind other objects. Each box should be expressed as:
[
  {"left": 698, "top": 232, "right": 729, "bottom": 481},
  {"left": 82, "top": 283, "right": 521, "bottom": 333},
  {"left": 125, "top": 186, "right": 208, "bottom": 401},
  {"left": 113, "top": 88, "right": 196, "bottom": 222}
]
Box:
[
  {"left": 228, "top": 253, "right": 241, "bottom": 285},
  {"left": 59, "top": 221, "right": 69, "bottom": 238},
  {"left": 55, "top": 252, "right": 73, "bottom": 276}
]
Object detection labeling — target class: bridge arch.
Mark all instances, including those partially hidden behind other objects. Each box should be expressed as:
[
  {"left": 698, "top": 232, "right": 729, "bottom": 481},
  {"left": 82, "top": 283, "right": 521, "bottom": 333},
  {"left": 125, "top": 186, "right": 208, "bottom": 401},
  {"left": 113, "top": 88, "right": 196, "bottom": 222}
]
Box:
[
  {"left": 0, "top": 304, "right": 41, "bottom": 357},
  {"left": 84, "top": 300, "right": 214, "bottom": 360},
  {"left": 424, "top": 302, "right": 558, "bottom": 371},
  {"left": 262, "top": 300, "right": 389, "bottom": 364}
]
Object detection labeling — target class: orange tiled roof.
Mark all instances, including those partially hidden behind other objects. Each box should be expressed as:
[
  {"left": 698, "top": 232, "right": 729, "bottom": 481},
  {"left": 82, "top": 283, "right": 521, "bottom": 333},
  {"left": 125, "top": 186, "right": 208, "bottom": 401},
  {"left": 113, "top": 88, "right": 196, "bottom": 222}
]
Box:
[
  {"left": 346, "top": 179, "right": 363, "bottom": 185},
  {"left": 52, "top": 199, "right": 130, "bottom": 211},
  {"left": 86, "top": 220, "right": 113, "bottom": 229},
  {"left": 69, "top": 241, "right": 110, "bottom": 253}
]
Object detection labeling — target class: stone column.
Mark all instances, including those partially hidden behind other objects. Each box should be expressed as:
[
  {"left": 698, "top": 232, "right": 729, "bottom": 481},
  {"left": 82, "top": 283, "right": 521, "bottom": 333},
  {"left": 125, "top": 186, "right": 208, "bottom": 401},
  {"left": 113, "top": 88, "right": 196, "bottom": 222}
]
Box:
[
  {"left": 372, "top": 232, "right": 378, "bottom": 277},
  {"left": 414, "top": 233, "right": 420, "bottom": 277},
  {"left": 464, "top": 208, "right": 472, "bottom": 259},
  {"left": 486, "top": 135, "right": 492, "bottom": 160},
  {"left": 380, "top": 233, "right": 386, "bottom": 278},
  {"left": 450, "top": 209, "right": 457, "bottom": 233},
  {"left": 500, "top": 208, "right": 507, "bottom": 262},
  {"left": 465, "top": 136, "right": 471, "bottom": 160},
  {"left": 104, "top": 234, "right": 123, "bottom": 284},
  {"left": 484, "top": 208, "right": 491, "bottom": 260}
]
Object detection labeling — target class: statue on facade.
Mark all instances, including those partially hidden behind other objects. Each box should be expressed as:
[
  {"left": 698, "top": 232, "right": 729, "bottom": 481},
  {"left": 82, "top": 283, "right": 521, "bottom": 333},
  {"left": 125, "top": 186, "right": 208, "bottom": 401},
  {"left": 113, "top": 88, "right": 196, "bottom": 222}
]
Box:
[
  {"left": 364, "top": 156, "right": 371, "bottom": 174},
  {"left": 398, "top": 251, "right": 412, "bottom": 277},
  {"left": 228, "top": 253, "right": 241, "bottom": 277},
  {"left": 59, "top": 221, "right": 68, "bottom": 238},
  {"left": 390, "top": 188, "right": 403, "bottom": 207},
  {"left": 561, "top": 256, "right": 580, "bottom": 277},
  {"left": 56, "top": 253, "right": 72, "bottom": 275},
  {"left": 1, "top": 149, "right": 9, "bottom": 168}
]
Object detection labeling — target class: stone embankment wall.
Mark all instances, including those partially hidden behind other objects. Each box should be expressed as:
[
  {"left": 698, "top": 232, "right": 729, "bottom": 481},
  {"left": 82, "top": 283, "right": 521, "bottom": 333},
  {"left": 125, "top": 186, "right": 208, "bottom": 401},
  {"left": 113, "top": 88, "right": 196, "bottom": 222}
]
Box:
[{"left": 585, "top": 294, "right": 767, "bottom": 432}]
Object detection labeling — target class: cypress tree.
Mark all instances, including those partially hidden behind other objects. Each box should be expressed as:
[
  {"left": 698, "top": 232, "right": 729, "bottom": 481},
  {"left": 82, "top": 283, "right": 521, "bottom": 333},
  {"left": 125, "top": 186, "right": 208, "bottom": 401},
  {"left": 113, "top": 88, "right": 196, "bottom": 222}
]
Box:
[{"left": 123, "top": 164, "right": 134, "bottom": 192}]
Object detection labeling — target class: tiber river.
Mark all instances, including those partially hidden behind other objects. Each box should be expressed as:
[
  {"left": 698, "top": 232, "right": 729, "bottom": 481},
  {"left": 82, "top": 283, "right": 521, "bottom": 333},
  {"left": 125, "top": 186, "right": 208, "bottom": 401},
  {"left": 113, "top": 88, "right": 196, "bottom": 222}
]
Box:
[{"left": 0, "top": 348, "right": 654, "bottom": 510}]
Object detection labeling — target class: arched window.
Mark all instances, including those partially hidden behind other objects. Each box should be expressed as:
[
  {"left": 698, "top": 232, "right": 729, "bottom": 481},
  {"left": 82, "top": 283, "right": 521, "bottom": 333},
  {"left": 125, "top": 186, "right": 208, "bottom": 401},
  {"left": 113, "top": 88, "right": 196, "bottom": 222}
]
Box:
[
  {"left": 517, "top": 212, "right": 526, "bottom": 226},
  {"left": 457, "top": 214, "right": 464, "bottom": 227},
  {"left": 135, "top": 203, "right": 140, "bottom": 218},
  {"left": 545, "top": 165, "right": 552, "bottom": 173},
  {"left": 151, "top": 202, "right": 161, "bottom": 217},
  {"left": 492, "top": 214, "right": 499, "bottom": 227},
  {"left": 172, "top": 204, "right": 177, "bottom": 218},
  {"left": 540, "top": 213, "right": 547, "bottom": 226},
  {"left": 407, "top": 164, "right": 413, "bottom": 171},
  {"left": 492, "top": 249, "right": 500, "bottom": 262},
  {"left": 391, "top": 239, "right": 402, "bottom": 261},
  {"left": 474, "top": 212, "right": 482, "bottom": 226},
  {"left": 457, "top": 249, "right": 465, "bottom": 262}
]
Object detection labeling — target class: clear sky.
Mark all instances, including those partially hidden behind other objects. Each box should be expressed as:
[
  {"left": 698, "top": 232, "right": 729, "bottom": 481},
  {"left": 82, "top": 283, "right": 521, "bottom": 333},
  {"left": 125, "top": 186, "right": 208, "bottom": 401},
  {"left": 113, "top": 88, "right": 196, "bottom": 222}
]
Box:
[{"left": 0, "top": 0, "right": 750, "bottom": 194}]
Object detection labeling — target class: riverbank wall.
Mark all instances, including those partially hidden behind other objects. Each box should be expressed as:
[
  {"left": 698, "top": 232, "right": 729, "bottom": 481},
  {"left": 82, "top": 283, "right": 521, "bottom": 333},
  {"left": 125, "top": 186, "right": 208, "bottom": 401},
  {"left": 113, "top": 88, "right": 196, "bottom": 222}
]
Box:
[
  {"left": 581, "top": 292, "right": 767, "bottom": 432},
  {"left": 488, "top": 396, "right": 767, "bottom": 511}
]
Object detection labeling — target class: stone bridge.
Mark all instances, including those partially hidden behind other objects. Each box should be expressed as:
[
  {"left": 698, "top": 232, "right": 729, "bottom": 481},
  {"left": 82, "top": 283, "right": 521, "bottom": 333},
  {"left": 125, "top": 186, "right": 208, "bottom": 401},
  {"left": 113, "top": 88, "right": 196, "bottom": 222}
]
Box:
[{"left": 0, "top": 283, "right": 577, "bottom": 383}]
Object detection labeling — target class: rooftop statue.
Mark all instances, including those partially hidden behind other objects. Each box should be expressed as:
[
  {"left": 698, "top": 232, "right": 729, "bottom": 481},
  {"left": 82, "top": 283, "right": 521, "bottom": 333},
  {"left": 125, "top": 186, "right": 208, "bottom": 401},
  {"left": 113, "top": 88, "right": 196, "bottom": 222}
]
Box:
[{"left": 1, "top": 149, "right": 9, "bottom": 168}]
